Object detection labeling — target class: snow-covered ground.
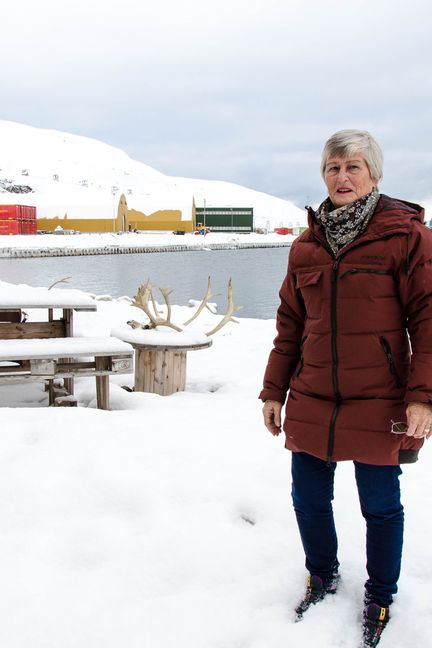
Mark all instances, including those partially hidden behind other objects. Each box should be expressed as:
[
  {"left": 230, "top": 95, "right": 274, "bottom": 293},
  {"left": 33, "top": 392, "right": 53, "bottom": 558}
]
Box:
[
  {"left": 0, "top": 229, "right": 296, "bottom": 253},
  {"left": 0, "top": 282, "right": 430, "bottom": 647}
]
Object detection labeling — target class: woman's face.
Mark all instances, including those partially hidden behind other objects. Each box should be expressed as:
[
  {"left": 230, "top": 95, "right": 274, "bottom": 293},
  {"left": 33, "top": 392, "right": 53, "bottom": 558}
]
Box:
[{"left": 324, "top": 154, "right": 376, "bottom": 207}]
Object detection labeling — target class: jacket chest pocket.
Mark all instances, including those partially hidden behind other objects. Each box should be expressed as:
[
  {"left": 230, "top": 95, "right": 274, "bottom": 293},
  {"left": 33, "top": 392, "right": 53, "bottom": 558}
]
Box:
[{"left": 296, "top": 270, "right": 323, "bottom": 319}]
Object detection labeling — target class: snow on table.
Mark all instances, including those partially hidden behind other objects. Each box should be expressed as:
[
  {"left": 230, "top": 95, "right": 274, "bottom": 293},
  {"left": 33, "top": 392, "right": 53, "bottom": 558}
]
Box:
[
  {"left": 112, "top": 324, "right": 211, "bottom": 348},
  {"left": 0, "top": 336, "right": 133, "bottom": 360},
  {"left": 0, "top": 280, "right": 96, "bottom": 310}
]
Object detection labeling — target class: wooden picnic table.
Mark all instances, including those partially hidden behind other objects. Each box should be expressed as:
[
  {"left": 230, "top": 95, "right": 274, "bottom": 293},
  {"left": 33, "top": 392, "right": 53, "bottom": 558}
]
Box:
[
  {"left": 0, "top": 283, "right": 133, "bottom": 408},
  {"left": 0, "top": 282, "right": 97, "bottom": 335}
]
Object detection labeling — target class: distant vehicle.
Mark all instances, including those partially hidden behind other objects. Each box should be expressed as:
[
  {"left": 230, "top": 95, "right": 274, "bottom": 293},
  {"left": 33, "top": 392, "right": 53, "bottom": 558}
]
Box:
[{"left": 194, "top": 224, "right": 210, "bottom": 235}]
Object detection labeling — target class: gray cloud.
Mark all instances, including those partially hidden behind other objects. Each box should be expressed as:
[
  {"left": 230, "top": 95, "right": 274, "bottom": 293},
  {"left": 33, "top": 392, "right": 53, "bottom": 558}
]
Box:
[{"left": 2, "top": 0, "right": 432, "bottom": 207}]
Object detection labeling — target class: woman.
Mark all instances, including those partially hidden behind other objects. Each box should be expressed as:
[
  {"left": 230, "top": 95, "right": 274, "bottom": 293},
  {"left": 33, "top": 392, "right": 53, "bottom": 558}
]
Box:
[{"left": 260, "top": 129, "right": 432, "bottom": 647}]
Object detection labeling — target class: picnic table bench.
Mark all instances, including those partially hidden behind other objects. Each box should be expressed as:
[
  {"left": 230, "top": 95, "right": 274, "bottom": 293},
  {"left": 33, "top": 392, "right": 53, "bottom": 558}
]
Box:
[{"left": 0, "top": 337, "right": 133, "bottom": 409}]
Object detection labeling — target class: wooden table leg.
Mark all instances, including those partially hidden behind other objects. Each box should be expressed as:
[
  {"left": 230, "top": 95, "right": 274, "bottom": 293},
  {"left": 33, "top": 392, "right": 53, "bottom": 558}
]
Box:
[
  {"left": 63, "top": 308, "right": 74, "bottom": 396},
  {"left": 134, "top": 348, "right": 188, "bottom": 395},
  {"left": 95, "top": 357, "right": 110, "bottom": 409}
]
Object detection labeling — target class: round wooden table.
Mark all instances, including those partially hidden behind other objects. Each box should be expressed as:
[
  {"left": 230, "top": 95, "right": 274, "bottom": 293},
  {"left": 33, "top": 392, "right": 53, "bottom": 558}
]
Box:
[{"left": 130, "top": 340, "right": 212, "bottom": 395}]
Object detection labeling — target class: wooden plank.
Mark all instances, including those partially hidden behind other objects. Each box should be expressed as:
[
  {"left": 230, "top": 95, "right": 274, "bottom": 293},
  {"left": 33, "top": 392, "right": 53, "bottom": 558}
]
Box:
[
  {"left": 54, "top": 397, "right": 77, "bottom": 407},
  {"left": 95, "top": 357, "right": 110, "bottom": 409},
  {"left": 63, "top": 309, "right": 74, "bottom": 395},
  {"left": 171, "top": 352, "right": 181, "bottom": 393},
  {"left": 0, "top": 366, "right": 130, "bottom": 381},
  {"left": 165, "top": 350, "right": 174, "bottom": 395},
  {"left": 131, "top": 340, "right": 212, "bottom": 352},
  {"left": 154, "top": 349, "right": 164, "bottom": 395},
  {"left": 57, "top": 361, "right": 96, "bottom": 371},
  {"left": 134, "top": 348, "right": 145, "bottom": 391},
  {"left": 0, "top": 321, "right": 66, "bottom": 339},
  {"left": 179, "top": 351, "right": 187, "bottom": 391},
  {"left": 0, "top": 310, "right": 22, "bottom": 323},
  {"left": 145, "top": 350, "right": 154, "bottom": 392}
]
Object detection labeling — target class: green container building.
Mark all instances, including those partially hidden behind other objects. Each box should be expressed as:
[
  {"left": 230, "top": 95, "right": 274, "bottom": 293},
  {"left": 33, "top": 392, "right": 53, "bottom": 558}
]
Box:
[{"left": 195, "top": 206, "right": 253, "bottom": 232}]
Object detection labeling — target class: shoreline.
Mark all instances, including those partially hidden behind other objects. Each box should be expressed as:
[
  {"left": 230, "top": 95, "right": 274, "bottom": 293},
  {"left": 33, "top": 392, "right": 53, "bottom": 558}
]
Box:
[{"left": 0, "top": 236, "right": 293, "bottom": 258}]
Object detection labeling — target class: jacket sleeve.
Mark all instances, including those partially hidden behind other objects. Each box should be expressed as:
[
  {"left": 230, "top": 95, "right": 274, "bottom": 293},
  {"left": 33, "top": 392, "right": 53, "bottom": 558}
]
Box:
[
  {"left": 398, "top": 223, "right": 432, "bottom": 404},
  {"left": 259, "top": 264, "right": 306, "bottom": 403}
]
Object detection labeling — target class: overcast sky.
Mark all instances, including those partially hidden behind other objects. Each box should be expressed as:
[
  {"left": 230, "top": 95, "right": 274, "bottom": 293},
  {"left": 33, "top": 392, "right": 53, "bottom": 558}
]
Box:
[{"left": 2, "top": 0, "right": 432, "bottom": 206}]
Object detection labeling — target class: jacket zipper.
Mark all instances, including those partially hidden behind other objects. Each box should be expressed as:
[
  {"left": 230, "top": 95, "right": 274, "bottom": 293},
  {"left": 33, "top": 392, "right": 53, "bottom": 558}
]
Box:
[
  {"left": 379, "top": 336, "right": 402, "bottom": 388},
  {"left": 310, "top": 230, "right": 342, "bottom": 464},
  {"left": 340, "top": 268, "right": 391, "bottom": 279},
  {"left": 327, "top": 258, "right": 342, "bottom": 464},
  {"left": 308, "top": 229, "right": 408, "bottom": 464}
]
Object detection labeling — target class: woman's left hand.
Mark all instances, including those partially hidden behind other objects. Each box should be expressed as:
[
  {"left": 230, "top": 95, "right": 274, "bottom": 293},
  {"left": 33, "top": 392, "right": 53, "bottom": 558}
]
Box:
[{"left": 405, "top": 402, "right": 432, "bottom": 439}]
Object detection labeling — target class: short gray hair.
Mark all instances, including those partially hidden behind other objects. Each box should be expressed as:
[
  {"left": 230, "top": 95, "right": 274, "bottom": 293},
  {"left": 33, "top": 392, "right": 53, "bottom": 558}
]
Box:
[{"left": 321, "top": 129, "right": 384, "bottom": 182}]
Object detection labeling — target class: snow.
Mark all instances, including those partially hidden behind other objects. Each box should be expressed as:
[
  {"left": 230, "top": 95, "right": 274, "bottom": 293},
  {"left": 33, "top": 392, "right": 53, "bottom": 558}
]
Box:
[
  {"left": 0, "top": 336, "right": 132, "bottom": 360},
  {"left": 0, "top": 120, "right": 307, "bottom": 230},
  {"left": 0, "top": 280, "right": 96, "bottom": 309},
  {"left": 0, "top": 230, "right": 297, "bottom": 253},
  {"left": 113, "top": 324, "right": 211, "bottom": 347},
  {"left": 0, "top": 287, "right": 430, "bottom": 648}
]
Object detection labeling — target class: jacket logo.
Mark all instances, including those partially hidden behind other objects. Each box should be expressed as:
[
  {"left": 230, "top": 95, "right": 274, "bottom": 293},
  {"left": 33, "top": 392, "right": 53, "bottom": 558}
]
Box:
[{"left": 360, "top": 254, "right": 385, "bottom": 264}]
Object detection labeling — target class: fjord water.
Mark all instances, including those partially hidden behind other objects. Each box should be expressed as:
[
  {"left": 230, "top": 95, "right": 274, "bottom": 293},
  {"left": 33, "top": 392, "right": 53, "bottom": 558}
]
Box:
[{"left": 0, "top": 247, "right": 289, "bottom": 319}]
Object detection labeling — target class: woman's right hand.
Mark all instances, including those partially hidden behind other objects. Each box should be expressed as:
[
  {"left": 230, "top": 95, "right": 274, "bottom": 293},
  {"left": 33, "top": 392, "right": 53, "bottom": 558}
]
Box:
[{"left": 262, "top": 400, "right": 282, "bottom": 436}]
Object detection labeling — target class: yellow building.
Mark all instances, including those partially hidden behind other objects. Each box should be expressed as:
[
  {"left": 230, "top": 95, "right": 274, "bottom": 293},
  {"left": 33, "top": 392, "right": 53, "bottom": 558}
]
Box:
[{"left": 37, "top": 194, "right": 196, "bottom": 233}]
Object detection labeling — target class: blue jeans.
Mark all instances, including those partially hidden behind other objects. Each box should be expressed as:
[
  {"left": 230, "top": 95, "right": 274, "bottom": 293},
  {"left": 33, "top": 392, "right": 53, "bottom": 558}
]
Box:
[{"left": 291, "top": 452, "right": 404, "bottom": 608}]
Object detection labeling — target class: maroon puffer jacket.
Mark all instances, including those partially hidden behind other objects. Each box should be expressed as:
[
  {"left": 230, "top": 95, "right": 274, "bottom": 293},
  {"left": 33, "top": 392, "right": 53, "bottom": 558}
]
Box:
[{"left": 260, "top": 195, "right": 432, "bottom": 465}]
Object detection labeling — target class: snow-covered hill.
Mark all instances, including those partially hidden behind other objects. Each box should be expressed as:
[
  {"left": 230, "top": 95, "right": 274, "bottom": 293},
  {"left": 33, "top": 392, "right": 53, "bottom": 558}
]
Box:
[{"left": 0, "top": 121, "right": 307, "bottom": 229}]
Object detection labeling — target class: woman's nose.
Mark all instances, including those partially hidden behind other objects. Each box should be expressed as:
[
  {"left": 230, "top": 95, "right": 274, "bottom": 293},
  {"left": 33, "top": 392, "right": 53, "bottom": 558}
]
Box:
[{"left": 336, "top": 168, "right": 349, "bottom": 182}]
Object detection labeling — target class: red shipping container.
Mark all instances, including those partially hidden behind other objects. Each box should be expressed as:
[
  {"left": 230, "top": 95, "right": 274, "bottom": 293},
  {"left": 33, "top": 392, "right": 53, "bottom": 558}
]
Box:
[
  {"left": 0, "top": 219, "right": 20, "bottom": 235},
  {"left": 0, "top": 205, "right": 36, "bottom": 218},
  {"left": 0, "top": 205, "right": 18, "bottom": 220},
  {"left": 0, "top": 205, "right": 37, "bottom": 234}
]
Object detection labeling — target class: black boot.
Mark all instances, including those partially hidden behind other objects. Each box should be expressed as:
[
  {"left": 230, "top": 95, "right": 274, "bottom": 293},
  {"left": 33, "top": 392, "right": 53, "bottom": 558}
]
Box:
[
  {"left": 294, "top": 573, "right": 340, "bottom": 621},
  {"left": 361, "top": 603, "right": 390, "bottom": 647}
]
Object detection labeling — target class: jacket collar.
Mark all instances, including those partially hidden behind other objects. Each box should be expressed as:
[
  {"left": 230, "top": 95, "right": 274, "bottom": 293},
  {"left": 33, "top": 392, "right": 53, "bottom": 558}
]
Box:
[{"left": 306, "top": 194, "right": 424, "bottom": 256}]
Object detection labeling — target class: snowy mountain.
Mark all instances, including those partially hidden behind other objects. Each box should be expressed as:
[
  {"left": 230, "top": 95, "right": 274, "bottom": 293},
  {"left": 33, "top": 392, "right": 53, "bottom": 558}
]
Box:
[{"left": 0, "top": 121, "right": 307, "bottom": 229}]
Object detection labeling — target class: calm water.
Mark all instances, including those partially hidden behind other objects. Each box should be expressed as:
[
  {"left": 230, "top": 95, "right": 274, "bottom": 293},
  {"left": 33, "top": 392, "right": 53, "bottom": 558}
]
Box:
[{"left": 0, "top": 247, "right": 290, "bottom": 319}]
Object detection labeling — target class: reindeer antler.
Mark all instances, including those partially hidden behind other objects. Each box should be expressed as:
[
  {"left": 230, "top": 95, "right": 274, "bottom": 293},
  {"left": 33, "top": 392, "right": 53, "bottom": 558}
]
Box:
[
  {"left": 206, "top": 278, "right": 242, "bottom": 336},
  {"left": 47, "top": 276, "right": 72, "bottom": 290},
  {"left": 131, "top": 281, "right": 183, "bottom": 332},
  {"left": 128, "top": 278, "right": 240, "bottom": 336}
]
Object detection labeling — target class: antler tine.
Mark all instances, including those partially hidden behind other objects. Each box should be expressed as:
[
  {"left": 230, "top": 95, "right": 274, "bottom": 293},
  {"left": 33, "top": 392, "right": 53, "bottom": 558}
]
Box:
[
  {"left": 47, "top": 276, "right": 72, "bottom": 290},
  {"left": 158, "top": 287, "right": 175, "bottom": 326},
  {"left": 183, "top": 276, "right": 218, "bottom": 326},
  {"left": 131, "top": 281, "right": 159, "bottom": 327},
  {"left": 206, "top": 278, "right": 242, "bottom": 336}
]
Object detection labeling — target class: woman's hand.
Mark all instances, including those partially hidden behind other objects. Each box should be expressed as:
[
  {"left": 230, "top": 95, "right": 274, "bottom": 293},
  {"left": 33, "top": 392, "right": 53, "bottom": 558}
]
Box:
[
  {"left": 262, "top": 400, "right": 282, "bottom": 436},
  {"left": 405, "top": 402, "right": 432, "bottom": 439}
]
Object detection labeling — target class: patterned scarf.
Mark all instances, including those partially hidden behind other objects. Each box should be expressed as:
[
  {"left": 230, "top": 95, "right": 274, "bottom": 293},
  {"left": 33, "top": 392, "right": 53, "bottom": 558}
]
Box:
[{"left": 315, "top": 188, "right": 380, "bottom": 256}]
